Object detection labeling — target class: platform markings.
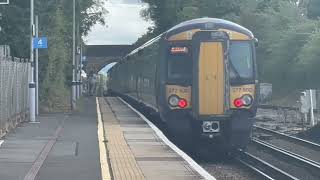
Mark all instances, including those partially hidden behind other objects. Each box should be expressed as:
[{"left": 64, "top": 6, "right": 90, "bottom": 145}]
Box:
[
  {"left": 119, "top": 97, "right": 217, "bottom": 180},
  {"left": 23, "top": 125, "right": 63, "bottom": 180},
  {"left": 96, "top": 98, "right": 112, "bottom": 180}
]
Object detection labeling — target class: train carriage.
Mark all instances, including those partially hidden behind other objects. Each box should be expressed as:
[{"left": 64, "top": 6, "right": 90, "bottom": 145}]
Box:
[{"left": 108, "top": 18, "right": 259, "bottom": 151}]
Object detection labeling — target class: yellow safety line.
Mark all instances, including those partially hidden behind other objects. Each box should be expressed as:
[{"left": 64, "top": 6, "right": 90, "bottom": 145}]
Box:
[{"left": 96, "top": 97, "right": 112, "bottom": 180}]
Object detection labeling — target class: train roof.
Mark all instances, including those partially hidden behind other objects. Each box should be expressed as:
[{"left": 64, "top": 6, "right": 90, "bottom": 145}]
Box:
[
  {"left": 165, "top": 18, "right": 254, "bottom": 39},
  {"left": 125, "top": 18, "right": 254, "bottom": 58}
]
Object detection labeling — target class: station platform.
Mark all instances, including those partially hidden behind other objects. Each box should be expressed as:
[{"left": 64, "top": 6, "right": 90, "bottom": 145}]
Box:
[
  {"left": 98, "top": 97, "right": 210, "bottom": 180},
  {"left": 0, "top": 97, "right": 213, "bottom": 180},
  {"left": 0, "top": 97, "right": 101, "bottom": 180}
]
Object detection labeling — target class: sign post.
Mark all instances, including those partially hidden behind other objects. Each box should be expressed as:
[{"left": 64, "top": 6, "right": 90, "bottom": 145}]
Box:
[
  {"left": 33, "top": 37, "right": 48, "bottom": 49},
  {"left": 300, "top": 92, "right": 309, "bottom": 124},
  {"left": 309, "top": 89, "right": 315, "bottom": 126},
  {"left": 300, "top": 90, "right": 317, "bottom": 126},
  {"left": 33, "top": 34, "right": 48, "bottom": 118}
]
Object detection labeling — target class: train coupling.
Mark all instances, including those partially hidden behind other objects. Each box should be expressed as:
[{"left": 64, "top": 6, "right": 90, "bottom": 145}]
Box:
[{"left": 202, "top": 121, "right": 220, "bottom": 134}]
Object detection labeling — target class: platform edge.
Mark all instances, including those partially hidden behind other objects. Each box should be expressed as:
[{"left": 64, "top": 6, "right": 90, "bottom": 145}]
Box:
[
  {"left": 96, "top": 97, "right": 112, "bottom": 180},
  {"left": 118, "top": 97, "right": 216, "bottom": 180}
]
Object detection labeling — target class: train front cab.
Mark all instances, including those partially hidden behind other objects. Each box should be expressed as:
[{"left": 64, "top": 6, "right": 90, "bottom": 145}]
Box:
[
  {"left": 164, "top": 28, "right": 258, "bottom": 150},
  {"left": 192, "top": 30, "right": 257, "bottom": 150}
]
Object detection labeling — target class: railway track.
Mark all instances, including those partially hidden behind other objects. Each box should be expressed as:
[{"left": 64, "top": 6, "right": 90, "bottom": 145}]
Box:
[
  {"left": 253, "top": 125, "right": 320, "bottom": 164},
  {"left": 236, "top": 150, "right": 298, "bottom": 180},
  {"left": 241, "top": 126, "right": 320, "bottom": 180},
  {"left": 254, "top": 125, "right": 320, "bottom": 149}
]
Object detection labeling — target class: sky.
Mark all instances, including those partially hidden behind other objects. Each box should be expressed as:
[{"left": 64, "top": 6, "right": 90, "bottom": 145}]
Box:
[{"left": 85, "top": 0, "right": 152, "bottom": 45}]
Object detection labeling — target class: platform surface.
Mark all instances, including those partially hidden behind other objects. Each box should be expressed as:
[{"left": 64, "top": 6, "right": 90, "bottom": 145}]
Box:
[
  {"left": 0, "top": 97, "right": 206, "bottom": 180},
  {"left": 0, "top": 97, "right": 101, "bottom": 180},
  {"left": 99, "top": 97, "right": 203, "bottom": 180}
]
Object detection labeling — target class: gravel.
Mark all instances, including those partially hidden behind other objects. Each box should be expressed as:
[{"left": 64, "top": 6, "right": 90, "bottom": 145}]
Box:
[
  {"left": 255, "top": 108, "right": 314, "bottom": 135},
  {"left": 200, "top": 161, "right": 261, "bottom": 180},
  {"left": 298, "top": 124, "right": 320, "bottom": 144}
]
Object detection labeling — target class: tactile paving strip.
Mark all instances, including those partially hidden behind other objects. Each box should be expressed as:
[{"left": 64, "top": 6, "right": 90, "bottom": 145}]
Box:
[{"left": 99, "top": 98, "right": 145, "bottom": 180}]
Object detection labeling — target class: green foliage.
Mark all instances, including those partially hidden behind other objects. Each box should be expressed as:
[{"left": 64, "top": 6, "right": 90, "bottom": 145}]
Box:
[
  {"left": 38, "top": 0, "right": 106, "bottom": 111},
  {"left": 1, "top": 0, "right": 106, "bottom": 112},
  {"left": 0, "top": 2, "right": 30, "bottom": 57},
  {"left": 308, "top": 0, "right": 320, "bottom": 19},
  {"left": 141, "top": 0, "right": 241, "bottom": 34},
  {"left": 40, "top": 5, "right": 70, "bottom": 111}
]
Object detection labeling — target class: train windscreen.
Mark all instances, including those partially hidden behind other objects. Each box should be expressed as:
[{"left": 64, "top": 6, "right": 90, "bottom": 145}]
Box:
[
  {"left": 167, "top": 46, "right": 192, "bottom": 80},
  {"left": 229, "top": 41, "right": 254, "bottom": 81}
]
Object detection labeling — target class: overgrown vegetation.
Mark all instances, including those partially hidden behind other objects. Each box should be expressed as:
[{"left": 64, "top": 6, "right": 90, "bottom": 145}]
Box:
[
  {"left": 139, "top": 0, "right": 320, "bottom": 97},
  {"left": 0, "top": 0, "right": 106, "bottom": 111}
]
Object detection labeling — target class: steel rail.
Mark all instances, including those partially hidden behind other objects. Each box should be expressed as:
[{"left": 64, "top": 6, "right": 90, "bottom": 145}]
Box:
[
  {"left": 251, "top": 138, "right": 320, "bottom": 178},
  {"left": 236, "top": 150, "right": 298, "bottom": 180},
  {"left": 254, "top": 125, "right": 320, "bottom": 151}
]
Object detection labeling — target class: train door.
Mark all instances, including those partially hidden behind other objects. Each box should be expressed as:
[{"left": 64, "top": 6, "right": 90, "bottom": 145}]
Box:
[{"left": 192, "top": 31, "right": 230, "bottom": 118}]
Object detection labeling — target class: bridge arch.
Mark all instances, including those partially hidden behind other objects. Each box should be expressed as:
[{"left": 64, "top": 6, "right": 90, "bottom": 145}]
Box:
[{"left": 84, "top": 45, "right": 134, "bottom": 74}]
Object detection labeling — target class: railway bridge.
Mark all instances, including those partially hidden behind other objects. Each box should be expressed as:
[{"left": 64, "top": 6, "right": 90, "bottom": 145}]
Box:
[{"left": 84, "top": 45, "right": 134, "bottom": 73}]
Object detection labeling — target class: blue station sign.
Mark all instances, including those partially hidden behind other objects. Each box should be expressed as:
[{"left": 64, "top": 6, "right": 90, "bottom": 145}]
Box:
[{"left": 33, "top": 37, "right": 48, "bottom": 49}]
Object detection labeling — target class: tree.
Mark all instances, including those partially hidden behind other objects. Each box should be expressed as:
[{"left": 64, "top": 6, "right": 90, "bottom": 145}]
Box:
[
  {"left": 40, "top": 5, "right": 70, "bottom": 111},
  {"left": 1, "top": 0, "right": 107, "bottom": 111},
  {"left": 0, "top": 2, "right": 30, "bottom": 57},
  {"left": 37, "top": 0, "right": 107, "bottom": 111},
  {"left": 140, "top": 0, "right": 320, "bottom": 100},
  {"left": 307, "top": 0, "right": 320, "bottom": 19}
]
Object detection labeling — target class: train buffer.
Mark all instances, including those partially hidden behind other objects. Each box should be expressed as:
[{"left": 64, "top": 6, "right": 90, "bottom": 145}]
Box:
[{"left": 0, "top": 97, "right": 215, "bottom": 180}]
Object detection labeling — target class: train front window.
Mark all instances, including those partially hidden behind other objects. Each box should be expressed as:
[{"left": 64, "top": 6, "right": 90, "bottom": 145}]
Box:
[
  {"left": 229, "top": 41, "right": 254, "bottom": 81},
  {"left": 167, "top": 48, "right": 192, "bottom": 80}
]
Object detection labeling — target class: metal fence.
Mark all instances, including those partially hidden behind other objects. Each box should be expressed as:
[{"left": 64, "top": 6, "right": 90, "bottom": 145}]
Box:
[{"left": 0, "top": 56, "right": 30, "bottom": 137}]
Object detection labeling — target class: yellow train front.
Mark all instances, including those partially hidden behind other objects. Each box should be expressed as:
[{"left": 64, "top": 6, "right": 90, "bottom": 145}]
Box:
[{"left": 108, "top": 18, "right": 258, "bottom": 151}]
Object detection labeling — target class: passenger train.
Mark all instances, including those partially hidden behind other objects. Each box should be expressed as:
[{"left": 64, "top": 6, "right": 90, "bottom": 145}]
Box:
[{"left": 107, "top": 18, "right": 259, "bottom": 152}]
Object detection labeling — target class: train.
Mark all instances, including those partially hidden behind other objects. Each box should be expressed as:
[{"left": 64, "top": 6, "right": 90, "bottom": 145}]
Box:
[{"left": 107, "top": 18, "right": 259, "bottom": 152}]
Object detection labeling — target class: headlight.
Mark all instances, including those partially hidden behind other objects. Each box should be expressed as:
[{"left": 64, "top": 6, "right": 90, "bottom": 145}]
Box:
[
  {"left": 168, "top": 95, "right": 179, "bottom": 107},
  {"left": 203, "top": 122, "right": 212, "bottom": 132},
  {"left": 242, "top": 94, "right": 253, "bottom": 106}
]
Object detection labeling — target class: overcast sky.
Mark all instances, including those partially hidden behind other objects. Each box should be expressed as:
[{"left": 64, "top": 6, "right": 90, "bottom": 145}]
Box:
[{"left": 85, "top": 0, "right": 152, "bottom": 45}]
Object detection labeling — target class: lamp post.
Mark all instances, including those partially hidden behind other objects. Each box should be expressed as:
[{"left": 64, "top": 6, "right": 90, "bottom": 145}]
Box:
[
  {"left": 71, "top": 0, "right": 77, "bottom": 110},
  {"left": 35, "top": 15, "right": 39, "bottom": 116},
  {"left": 29, "top": 0, "right": 36, "bottom": 122},
  {"left": 79, "top": 42, "right": 83, "bottom": 96},
  {"left": 75, "top": 0, "right": 82, "bottom": 100}
]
